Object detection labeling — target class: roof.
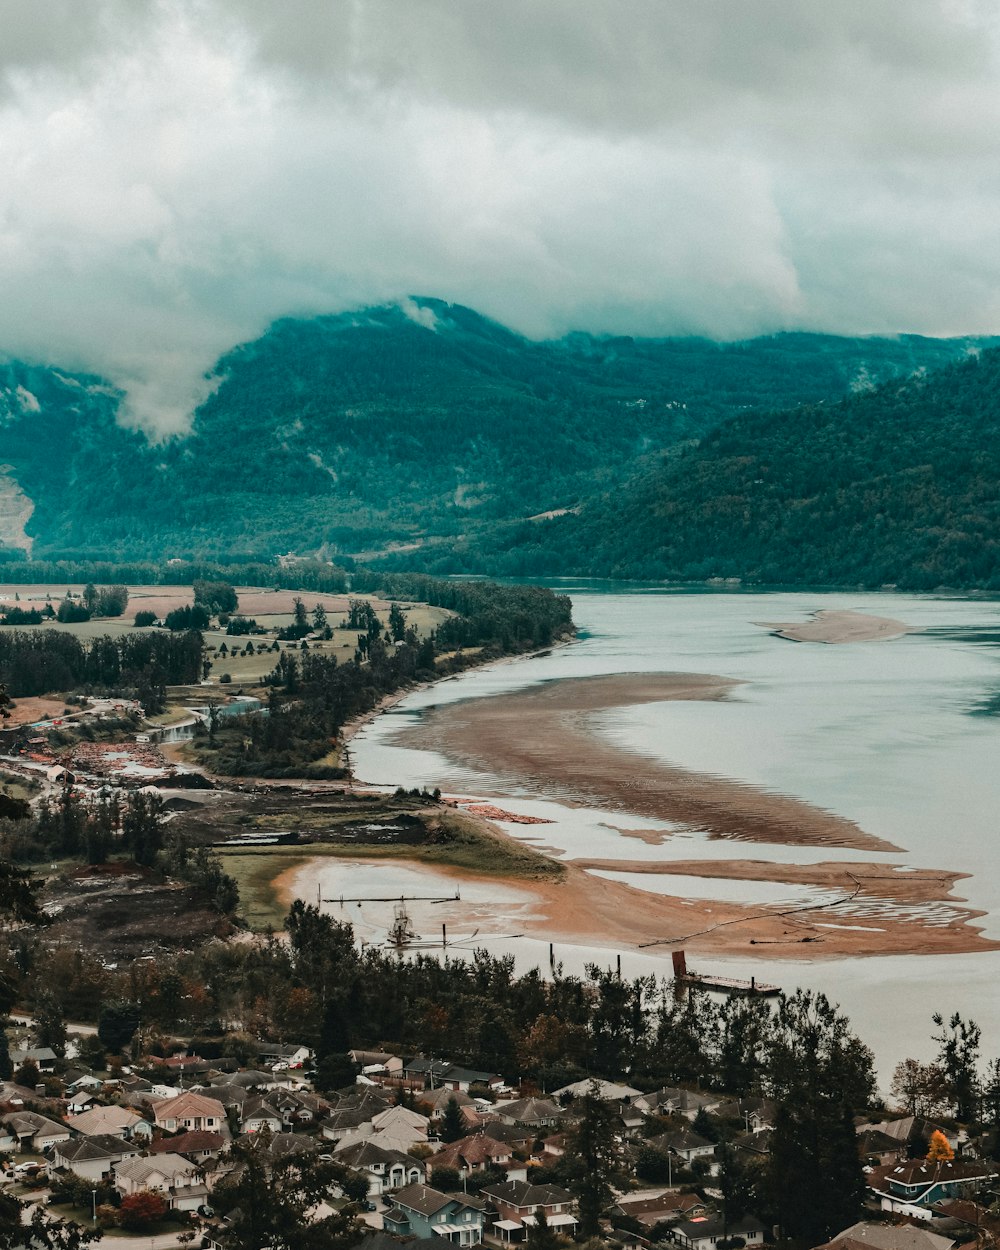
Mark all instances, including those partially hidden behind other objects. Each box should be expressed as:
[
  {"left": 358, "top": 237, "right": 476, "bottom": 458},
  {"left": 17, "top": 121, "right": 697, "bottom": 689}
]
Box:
[
  {"left": 154, "top": 1090, "right": 226, "bottom": 1123},
  {"left": 431, "top": 1135, "right": 511, "bottom": 1170},
  {"left": 552, "top": 1079, "right": 642, "bottom": 1100},
  {"left": 393, "top": 1184, "right": 459, "bottom": 1218},
  {"left": 10, "top": 1047, "right": 57, "bottom": 1064},
  {"left": 66, "top": 1105, "right": 143, "bottom": 1137},
  {"left": 497, "top": 1097, "right": 561, "bottom": 1123},
  {"left": 115, "top": 1153, "right": 198, "bottom": 1185},
  {"left": 816, "top": 1221, "right": 956, "bottom": 1250},
  {"left": 337, "top": 1140, "right": 420, "bottom": 1169},
  {"left": 55, "top": 1134, "right": 139, "bottom": 1163},
  {"left": 649, "top": 1130, "right": 714, "bottom": 1153},
  {"left": 148, "top": 1130, "right": 225, "bottom": 1155},
  {"left": 873, "top": 1157, "right": 997, "bottom": 1189},
  {"left": 675, "top": 1215, "right": 765, "bottom": 1240},
  {"left": 480, "top": 1180, "right": 574, "bottom": 1209}
]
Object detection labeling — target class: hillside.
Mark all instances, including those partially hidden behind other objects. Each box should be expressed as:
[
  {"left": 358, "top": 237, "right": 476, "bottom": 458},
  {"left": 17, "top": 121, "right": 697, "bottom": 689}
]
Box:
[
  {"left": 0, "top": 298, "right": 992, "bottom": 563},
  {"left": 443, "top": 346, "right": 1000, "bottom": 590}
]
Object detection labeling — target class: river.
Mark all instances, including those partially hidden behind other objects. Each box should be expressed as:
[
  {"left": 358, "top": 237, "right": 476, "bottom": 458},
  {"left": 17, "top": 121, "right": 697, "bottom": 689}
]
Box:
[{"left": 344, "top": 587, "right": 1000, "bottom": 1077}]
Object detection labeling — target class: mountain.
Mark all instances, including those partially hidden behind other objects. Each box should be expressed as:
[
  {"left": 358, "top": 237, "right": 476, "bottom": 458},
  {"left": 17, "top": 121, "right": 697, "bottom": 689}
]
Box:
[
  {"left": 439, "top": 345, "right": 1000, "bottom": 590},
  {"left": 0, "top": 298, "right": 993, "bottom": 565}
]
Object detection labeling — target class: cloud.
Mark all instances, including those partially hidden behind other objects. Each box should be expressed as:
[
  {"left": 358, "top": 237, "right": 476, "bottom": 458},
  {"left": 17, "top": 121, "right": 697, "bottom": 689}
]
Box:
[{"left": 1, "top": 1, "right": 1000, "bottom": 436}]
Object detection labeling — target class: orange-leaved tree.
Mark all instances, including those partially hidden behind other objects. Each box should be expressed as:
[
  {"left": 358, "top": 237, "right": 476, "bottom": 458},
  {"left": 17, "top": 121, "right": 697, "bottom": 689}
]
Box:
[{"left": 926, "top": 1130, "right": 954, "bottom": 1162}]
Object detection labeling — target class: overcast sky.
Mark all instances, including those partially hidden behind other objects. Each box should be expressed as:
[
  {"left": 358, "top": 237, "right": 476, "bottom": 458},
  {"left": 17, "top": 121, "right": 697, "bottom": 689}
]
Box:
[{"left": 2, "top": 0, "right": 1000, "bottom": 436}]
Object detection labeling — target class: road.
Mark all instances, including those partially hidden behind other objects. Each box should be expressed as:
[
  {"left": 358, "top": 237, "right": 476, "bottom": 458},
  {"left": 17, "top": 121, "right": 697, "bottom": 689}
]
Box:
[{"left": 9, "top": 1013, "right": 98, "bottom": 1037}]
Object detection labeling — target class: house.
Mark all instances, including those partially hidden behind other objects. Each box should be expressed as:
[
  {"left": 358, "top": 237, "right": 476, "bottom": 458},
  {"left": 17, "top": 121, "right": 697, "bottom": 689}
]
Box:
[
  {"left": 552, "top": 1079, "right": 642, "bottom": 1101},
  {"left": 383, "top": 1183, "right": 485, "bottom": 1245},
  {"left": 255, "top": 1041, "right": 313, "bottom": 1069},
  {"left": 712, "top": 1098, "right": 777, "bottom": 1132},
  {"left": 66, "top": 1105, "right": 151, "bottom": 1141},
  {"left": 428, "top": 1133, "right": 521, "bottom": 1182},
  {"left": 368, "top": 1104, "right": 430, "bottom": 1152},
  {"left": 149, "top": 1130, "right": 225, "bottom": 1163},
  {"left": 670, "top": 1215, "right": 766, "bottom": 1250},
  {"left": 10, "top": 1047, "right": 57, "bottom": 1074},
  {"left": 114, "top": 1152, "right": 208, "bottom": 1212},
  {"left": 480, "top": 1180, "right": 577, "bottom": 1241},
  {"left": 858, "top": 1117, "right": 958, "bottom": 1157},
  {"left": 633, "top": 1088, "right": 720, "bottom": 1122},
  {"left": 1, "top": 1111, "right": 70, "bottom": 1152},
  {"left": 813, "top": 1221, "right": 957, "bottom": 1250},
  {"left": 154, "top": 1090, "right": 226, "bottom": 1135},
  {"left": 438, "top": 1067, "right": 504, "bottom": 1094},
  {"left": 648, "top": 1130, "right": 716, "bottom": 1165},
  {"left": 335, "top": 1140, "right": 426, "bottom": 1196},
  {"left": 401, "top": 1058, "right": 453, "bottom": 1087},
  {"left": 869, "top": 1157, "right": 999, "bottom": 1217},
  {"left": 242, "top": 1098, "right": 284, "bottom": 1135},
  {"left": 495, "top": 1098, "right": 561, "bottom": 1129},
  {"left": 610, "top": 1193, "right": 708, "bottom": 1230},
  {"left": 421, "top": 1088, "right": 477, "bottom": 1121},
  {"left": 49, "top": 1134, "right": 141, "bottom": 1183},
  {"left": 349, "top": 1050, "right": 404, "bottom": 1080}
]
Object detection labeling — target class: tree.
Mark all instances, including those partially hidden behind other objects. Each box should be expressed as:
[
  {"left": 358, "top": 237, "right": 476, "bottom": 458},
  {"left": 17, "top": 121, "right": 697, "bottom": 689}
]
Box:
[
  {"left": 13, "top": 1058, "right": 40, "bottom": 1088},
  {"left": 0, "top": 1188, "right": 99, "bottom": 1248},
  {"left": 430, "top": 1165, "right": 461, "bottom": 1193},
  {"left": 440, "top": 1096, "right": 466, "bottom": 1144},
  {"left": 926, "top": 1130, "right": 954, "bottom": 1162},
  {"left": 933, "top": 1012, "right": 981, "bottom": 1123},
  {"left": 0, "top": 1031, "right": 11, "bottom": 1081},
  {"left": 890, "top": 1058, "right": 949, "bottom": 1118},
  {"left": 119, "top": 1191, "right": 167, "bottom": 1231},
  {"left": 527, "top": 1205, "right": 561, "bottom": 1250},
  {"left": 312, "top": 604, "right": 328, "bottom": 632},
  {"left": 211, "top": 1134, "right": 360, "bottom": 1250},
  {"left": 97, "top": 1000, "right": 141, "bottom": 1053},
  {"left": 121, "top": 791, "right": 164, "bottom": 867},
  {"left": 388, "top": 603, "right": 406, "bottom": 642},
  {"left": 0, "top": 683, "right": 10, "bottom": 720},
  {"left": 35, "top": 989, "right": 67, "bottom": 1058},
  {"left": 561, "top": 1084, "right": 621, "bottom": 1235}
]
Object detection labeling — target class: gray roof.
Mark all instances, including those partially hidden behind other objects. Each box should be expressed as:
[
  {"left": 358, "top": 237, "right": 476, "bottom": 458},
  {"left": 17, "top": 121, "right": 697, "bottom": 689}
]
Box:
[
  {"left": 481, "top": 1180, "right": 574, "bottom": 1209},
  {"left": 55, "top": 1134, "right": 139, "bottom": 1163}
]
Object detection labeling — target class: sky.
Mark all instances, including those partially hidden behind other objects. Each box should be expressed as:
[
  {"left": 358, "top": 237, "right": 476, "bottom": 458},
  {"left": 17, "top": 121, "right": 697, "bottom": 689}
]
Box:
[{"left": 2, "top": 0, "right": 1000, "bottom": 436}]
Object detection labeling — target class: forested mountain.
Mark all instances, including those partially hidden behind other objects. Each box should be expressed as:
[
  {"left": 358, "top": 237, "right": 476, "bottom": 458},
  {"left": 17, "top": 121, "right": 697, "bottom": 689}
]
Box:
[
  {"left": 436, "top": 346, "right": 1000, "bottom": 590},
  {"left": 0, "top": 298, "right": 989, "bottom": 565}
]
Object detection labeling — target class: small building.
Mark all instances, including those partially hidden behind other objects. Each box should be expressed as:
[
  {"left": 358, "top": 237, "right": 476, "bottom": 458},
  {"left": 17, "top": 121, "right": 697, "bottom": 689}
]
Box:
[
  {"left": 154, "top": 1090, "right": 226, "bottom": 1135},
  {"left": 382, "top": 1183, "right": 485, "bottom": 1245},
  {"left": 669, "top": 1214, "right": 766, "bottom": 1250}
]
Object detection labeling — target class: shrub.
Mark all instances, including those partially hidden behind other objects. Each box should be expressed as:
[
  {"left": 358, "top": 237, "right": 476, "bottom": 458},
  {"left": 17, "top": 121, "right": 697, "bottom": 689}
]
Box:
[{"left": 134, "top": 610, "right": 157, "bottom": 627}]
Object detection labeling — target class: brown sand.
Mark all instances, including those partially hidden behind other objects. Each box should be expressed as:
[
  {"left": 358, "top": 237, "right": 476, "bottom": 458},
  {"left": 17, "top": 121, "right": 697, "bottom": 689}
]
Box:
[
  {"left": 397, "top": 673, "right": 899, "bottom": 852},
  {"left": 275, "top": 848, "right": 997, "bottom": 959},
  {"left": 759, "top": 608, "right": 911, "bottom": 644}
]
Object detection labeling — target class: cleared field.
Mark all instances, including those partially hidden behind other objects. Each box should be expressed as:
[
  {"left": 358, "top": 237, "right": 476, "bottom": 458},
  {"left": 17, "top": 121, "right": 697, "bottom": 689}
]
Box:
[{"left": 0, "top": 584, "right": 450, "bottom": 691}]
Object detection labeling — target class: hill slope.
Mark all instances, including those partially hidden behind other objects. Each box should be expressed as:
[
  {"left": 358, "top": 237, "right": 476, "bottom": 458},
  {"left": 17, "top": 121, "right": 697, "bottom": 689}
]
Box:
[
  {"left": 446, "top": 346, "right": 1000, "bottom": 590},
  {"left": 0, "top": 298, "right": 992, "bottom": 564}
]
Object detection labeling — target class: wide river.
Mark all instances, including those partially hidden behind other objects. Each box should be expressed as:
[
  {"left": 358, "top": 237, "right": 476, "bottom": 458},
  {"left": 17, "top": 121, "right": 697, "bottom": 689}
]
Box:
[{"left": 347, "top": 586, "right": 1000, "bottom": 1078}]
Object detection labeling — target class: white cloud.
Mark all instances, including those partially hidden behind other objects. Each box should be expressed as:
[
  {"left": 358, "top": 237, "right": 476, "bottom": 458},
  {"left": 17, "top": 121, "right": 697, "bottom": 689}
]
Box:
[{"left": 0, "top": 0, "right": 999, "bottom": 436}]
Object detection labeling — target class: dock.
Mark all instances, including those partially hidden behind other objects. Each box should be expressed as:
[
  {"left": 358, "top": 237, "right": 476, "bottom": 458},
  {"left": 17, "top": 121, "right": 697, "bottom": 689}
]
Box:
[{"left": 671, "top": 950, "right": 781, "bottom": 997}]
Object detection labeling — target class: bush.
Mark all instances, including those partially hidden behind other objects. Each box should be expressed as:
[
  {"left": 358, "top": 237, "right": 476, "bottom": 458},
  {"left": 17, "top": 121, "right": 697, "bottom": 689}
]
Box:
[
  {"left": 164, "top": 604, "right": 210, "bottom": 631},
  {"left": 134, "top": 610, "right": 157, "bottom": 627},
  {"left": 220, "top": 673, "right": 232, "bottom": 684},
  {"left": 120, "top": 1190, "right": 168, "bottom": 1231}
]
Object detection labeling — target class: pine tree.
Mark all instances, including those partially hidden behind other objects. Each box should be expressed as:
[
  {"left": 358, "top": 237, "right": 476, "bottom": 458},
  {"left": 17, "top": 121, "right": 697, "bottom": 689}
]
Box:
[{"left": 440, "top": 1096, "right": 466, "bottom": 1144}]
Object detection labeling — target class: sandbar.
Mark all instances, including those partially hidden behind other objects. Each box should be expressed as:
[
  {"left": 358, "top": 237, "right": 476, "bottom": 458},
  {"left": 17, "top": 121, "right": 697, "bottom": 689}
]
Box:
[
  {"left": 396, "top": 672, "right": 899, "bottom": 852},
  {"left": 275, "top": 849, "right": 997, "bottom": 960},
  {"left": 758, "top": 608, "right": 911, "bottom": 644}
]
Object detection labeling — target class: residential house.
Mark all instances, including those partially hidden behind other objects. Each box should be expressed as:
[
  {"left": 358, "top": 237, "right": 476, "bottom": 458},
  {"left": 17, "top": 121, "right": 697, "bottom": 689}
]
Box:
[
  {"left": 648, "top": 1130, "right": 716, "bottom": 1166},
  {"left": 610, "top": 1193, "right": 708, "bottom": 1231},
  {"left": 154, "top": 1091, "right": 226, "bottom": 1135},
  {"left": 711, "top": 1098, "right": 777, "bottom": 1133},
  {"left": 552, "top": 1079, "right": 641, "bottom": 1101},
  {"left": 858, "top": 1117, "right": 959, "bottom": 1158},
  {"left": 349, "top": 1050, "right": 404, "bottom": 1080},
  {"left": 383, "top": 1183, "right": 485, "bottom": 1246},
  {"left": 438, "top": 1067, "right": 504, "bottom": 1094},
  {"left": 10, "top": 1047, "right": 57, "bottom": 1074},
  {"left": 428, "top": 1134, "right": 522, "bottom": 1183},
  {"left": 479, "top": 1180, "right": 577, "bottom": 1242},
  {"left": 633, "top": 1088, "right": 720, "bottom": 1122},
  {"left": 49, "top": 1135, "right": 141, "bottom": 1183},
  {"left": 1, "top": 1111, "right": 70, "bottom": 1153},
  {"left": 421, "top": 1088, "right": 477, "bottom": 1121},
  {"left": 670, "top": 1215, "right": 765, "bottom": 1250},
  {"left": 495, "top": 1098, "right": 561, "bottom": 1129},
  {"left": 66, "top": 1105, "right": 151, "bottom": 1141},
  {"left": 869, "top": 1157, "right": 999, "bottom": 1218},
  {"left": 149, "top": 1131, "right": 225, "bottom": 1164},
  {"left": 114, "top": 1152, "right": 209, "bottom": 1213},
  {"left": 368, "top": 1104, "right": 430, "bottom": 1152},
  {"left": 336, "top": 1140, "right": 426, "bottom": 1196},
  {"left": 242, "top": 1098, "right": 284, "bottom": 1135},
  {"left": 255, "top": 1041, "right": 313, "bottom": 1069},
  {"left": 813, "top": 1220, "right": 957, "bottom": 1250}
]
